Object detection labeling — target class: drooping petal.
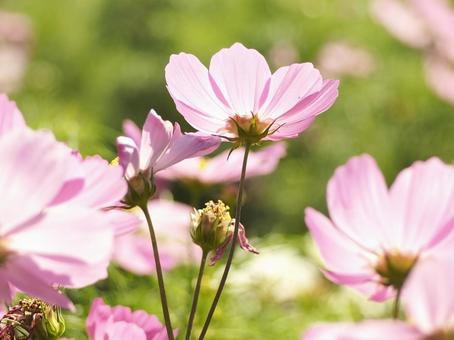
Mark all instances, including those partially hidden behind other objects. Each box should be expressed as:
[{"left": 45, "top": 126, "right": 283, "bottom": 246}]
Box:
[
  {"left": 165, "top": 52, "right": 231, "bottom": 133},
  {"left": 389, "top": 157, "right": 454, "bottom": 252},
  {"left": 0, "top": 129, "right": 71, "bottom": 230},
  {"left": 153, "top": 124, "right": 220, "bottom": 173},
  {"left": 327, "top": 154, "right": 392, "bottom": 249},
  {"left": 260, "top": 63, "right": 323, "bottom": 120},
  {"left": 403, "top": 256, "right": 454, "bottom": 334},
  {"left": 209, "top": 42, "right": 271, "bottom": 115},
  {"left": 0, "top": 94, "right": 26, "bottom": 136},
  {"left": 238, "top": 224, "right": 259, "bottom": 255}
]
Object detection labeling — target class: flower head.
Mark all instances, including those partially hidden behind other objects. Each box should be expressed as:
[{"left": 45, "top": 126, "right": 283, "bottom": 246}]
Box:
[
  {"left": 305, "top": 154, "right": 454, "bottom": 301},
  {"left": 117, "top": 109, "right": 220, "bottom": 205},
  {"left": 190, "top": 200, "right": 259, "bottom": 265},
  {"left": 165, "top": 42, "right": 339, "bottom": 145},
  {"left": 86, "top": 298, "right": 173, "bottom": 340}
]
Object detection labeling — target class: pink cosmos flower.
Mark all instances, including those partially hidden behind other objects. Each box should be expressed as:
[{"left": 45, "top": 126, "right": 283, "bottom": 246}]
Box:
[
  {"left": 158, "top": 143, "right": 286, "bottom": 185},
  {"left": 165, "top": 42, "right": 339, "bottom": 142},
  {"left": 0, "top": 129, "right": 119, "bottom": 309},
  {"left": 305, "top": 154, "right": 454, "bottom": 301},
  {"left": 86, "top": 298, "right": 173, "bottom": 340},
  {"left": 113, "top": 199, "right": 200, "bottom": 275},
  {"left": 302, "top": 257, "right": 454, "bottom": 339},
  {"left": 0, "top": 93, "right": 25, "bottom": 136},
  {"left": 116, "top": 109, "right": 220, "bottom": 182}
]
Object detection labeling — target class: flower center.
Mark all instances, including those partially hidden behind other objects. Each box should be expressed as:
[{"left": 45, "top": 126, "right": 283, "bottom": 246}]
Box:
[
  {"left": 374, "top": 251, "right": 418, "bottom": 289},
  {"left": 222, "top": 113, "right": 276, "bottom": 145}
]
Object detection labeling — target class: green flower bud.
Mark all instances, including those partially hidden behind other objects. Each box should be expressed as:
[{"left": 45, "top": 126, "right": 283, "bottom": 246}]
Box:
[
  {"left": 124, "top": 170, "right": 156, "bottom": 208},
  {"left": 190, "top": 200, "right": 233, "bottom": 253}
]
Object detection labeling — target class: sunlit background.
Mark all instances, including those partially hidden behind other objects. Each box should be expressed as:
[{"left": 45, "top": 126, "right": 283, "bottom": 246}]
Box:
[{"left": 2, "top": 0, "right": 454, "bottom": 338}]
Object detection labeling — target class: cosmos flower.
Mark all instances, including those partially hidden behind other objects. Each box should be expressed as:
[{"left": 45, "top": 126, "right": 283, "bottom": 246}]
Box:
[
  {"left": 0, "top": 93, "right": 25, "bottom": 136},
  {"left": 302, "top": 257, "right": 454, "bottom": 339},
  {"left": 86, "top": 298, "right": 173, "bottom": 340},
  {"left": 305, "top": 154, "right": 454, "bottom": 301},
  {"left": 165, "top": 42, "right": 339, "bottom": 143},
  {"left": 0, "top": 129, "right": 119, "bottom": 308}
]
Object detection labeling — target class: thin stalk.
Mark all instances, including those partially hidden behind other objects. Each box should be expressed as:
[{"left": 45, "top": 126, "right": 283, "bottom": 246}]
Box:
[
  {"left": 393, "top": 287, "right": 402, "bottom": 319},
  {"left": 198, "top": 143, "right": 251, "bottom": 340},
  {"left": 185, "top": 251, "right": 208, "bottom": 340},
  {"left": 140, "top": 204, "right": 175, "bottom": 340}
]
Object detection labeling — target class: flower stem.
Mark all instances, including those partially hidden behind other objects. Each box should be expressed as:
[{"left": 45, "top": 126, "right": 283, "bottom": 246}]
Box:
[
  {"left": 185, "top": 251, "right": 208, "bottom": 340},
  {"left": 198, "top": 143, "right": 251, "bottom": 340},
  {"left": 393, "top": 287, "right": 402, "bottom": 319},
  {"left": 140, "top": 204, "right": 174, "bottom": 340}
]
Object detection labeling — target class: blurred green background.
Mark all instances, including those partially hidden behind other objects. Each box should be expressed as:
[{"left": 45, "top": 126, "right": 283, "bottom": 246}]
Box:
[{"left": 1, "top": 0, "right": 454, "bottom": 338}]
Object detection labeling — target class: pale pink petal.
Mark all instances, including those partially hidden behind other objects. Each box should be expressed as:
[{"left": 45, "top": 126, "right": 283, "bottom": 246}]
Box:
[
  {"left": 209, "top": 42, "right": 271, "bottom": 115},
  {"left": 424, "top": 55, "right": 454, "bottom": 105},
  {"left": 412, "top": 0, "right": 454, "bottom": 45},
  {"left": 0, "top": 129, "right": 71, "bottom": 230},
  {"left": 153, "top": 124, "right": 220, "bottom": 173},
  {"left": 403, "top": 256, "right": 454, "bottom": 334},
  {"left": 238, "top": 223, "right": 259, "bottom": 255},
  {"left": 305, "top": 208, "right": 370, "bottom": 275},
  {"left": 371, "top": 0, "right": 431, "bottom": 48},
  {"left": 5, "top": 257, "right": 74, "bottom": 309},
  {"left": 123, "top": 119, "right": 142, "bottom": 146},
  {"left": 107, "top": 209, "right": 140, "bottom": 236},
  {"left": 327, "top": 154, "right": 392, "bottom": 249},
  {"left": 0, "top": 271, "right": 13, "bottom": 304},
  {"left": 260, "top": 63, "right": 323, "bottom": 119},
  {"left": 139, "top": 110, "right": 173, "bottom": 170},
  {"left": 0, "top": 93, "right": 26, "bottom": 136},
  {"left": 116, "top": 136, "right": 140, "bottom": 179},
  {"left": 87, "top": 298, "right": 111, "bottom": 339},
  {"left": 105, "top": 321, "right": 147, "bottom": 340},
  {"left": 389, "top": 157, "right": 454, "bottom": 252},
  {"left": 165, "top": 52, "right": 230, "bottom": 133},
  {"left": 132, "top": 311, "right": 167, "bottom": 338}
]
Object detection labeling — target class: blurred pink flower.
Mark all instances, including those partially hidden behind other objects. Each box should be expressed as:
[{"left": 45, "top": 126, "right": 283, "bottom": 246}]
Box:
[
  {"left": 158, "top": 143, "right": 286, "bottom": 185},
  {"left": 317, "top": 41, "right": 376, "bottom": 79},
  {"left": 116, "top": 109, "right": 220, "bottom": 181},
  {"left": 113, "top": 199, "right": 200, "bottom": 275},
  {"left": 268, "top": 41, "right": 299, "bottom": 68},
  {"left": 424, "top": 54, "right": 454, "bottom": 105},
  {"left": 165, "top": 42, "right": 339, "bottom": 142},
  {"left": 86, "top": 298, "right": 173, "bottom": 340},
  {"left": 305, "top": 154, "right": 454, "bottom": 301},
  {"left": 0, "top": 93, "right": 25, "bottom": 136},
  {"left": 302, "top": 257, "right": 454, "bottom": 339},
  {"left": 0, "top": 129, "right": 119, "bottom": 309}
]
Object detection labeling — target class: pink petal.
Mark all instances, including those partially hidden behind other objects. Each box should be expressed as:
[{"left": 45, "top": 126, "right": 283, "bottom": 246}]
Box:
[
  {"left": 0, "top": 129, "right": 72, "bottom": 230},
  {"left": 123, "top": 119, "right": 142, "bottom": 146},
  {"left": 209, "top": 42, "right": 271, "bottom": 115},
  {"left": 403, "top": 256, "right": 454, "bottom": 334},
  {"left": 116, "top": 136, "right": 140, "bottom": 179},
  {"left": 139, "top": 110, "right": 173, "bottom": 171},
  {"left": 389, "top": 157, "right": 454, "bottom": 252},
  {"left": 327, "top": 154, "right": 392, "bottom": 250},
  {"left": 105, "top": 321, "right": 147, "bottom": 340},
  {"left": 153, "top": 124, "right": 220, "bottom": 173},
  {"left": 0, "top": 270, "right": 13, "bottom": 304},
  {"left": 237, "top": 223, "right": 259, "bottom": 255},
  {"left": 6, "top": 257, "right": 74, "bottom": 309},
  {"left": 0, "top": 93, "right": 26, "bottom": 136},
  {"left": 165, "top": 52, "right": 230, "bottom": 133},
  {"left": 424, "top": 54, "right": 454, "bottom": 105},
  {"left": 107, "top": 209, "right": 141, "bottom": 236},
  {"left": 260, "top": 63, "right": 323, "bottom": 120}
]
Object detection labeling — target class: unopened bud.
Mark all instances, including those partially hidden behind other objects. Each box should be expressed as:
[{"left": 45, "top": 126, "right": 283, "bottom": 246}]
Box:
[
  {"left": 124, "top": 170, "right": 156, "bottom": 208},
  {"left": 190, "top": 200, "right": 233, "bottom": 253}
]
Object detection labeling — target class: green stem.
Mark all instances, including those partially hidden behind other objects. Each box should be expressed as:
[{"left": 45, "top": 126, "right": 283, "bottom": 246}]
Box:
[
  {"left": 198, "top": 143, "right": 251, "bottom": 340},
  {"left": 140, "top": 204, "right": 175, "bottom": 340},
  {"left": 185, "top": 251, "right": 208, "bottom": 340},
  {"left": 393, "top": 287, "right": 402, "bottom": 319}
]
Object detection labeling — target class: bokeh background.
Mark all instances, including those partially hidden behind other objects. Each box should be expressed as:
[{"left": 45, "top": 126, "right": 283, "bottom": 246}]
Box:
[{"left": 1, "top": 0, "right": 454, "bottom": 338}]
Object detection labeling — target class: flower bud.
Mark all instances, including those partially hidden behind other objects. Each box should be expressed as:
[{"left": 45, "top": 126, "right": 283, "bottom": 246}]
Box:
[
  {"left": 124, "top": 170, "right": 156, "bottom": 208},
  {"left": 190, "top": 200, "right": 233, "bottom": 253},
  {"left": 0, "top": 297, "right": 66, "bottom": 340}
]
